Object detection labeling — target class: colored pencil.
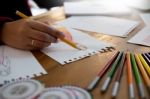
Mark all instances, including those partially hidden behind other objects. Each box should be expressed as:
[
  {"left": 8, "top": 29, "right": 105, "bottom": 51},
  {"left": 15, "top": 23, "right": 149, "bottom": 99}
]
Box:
[
  {"left": 145, "top": 53, "right": 150, "bottom": 61},
  {"left": 101, "top": 51, "right": 123, "bottom": 92},
  {"left": 112, "top": 52, "right": 126, "bottom": 98},
  {"left": 15, "top": 10, "right": 83, "bottom": 50},
  {"left": 142, "top": 53, "right": 150, "bottom": 66},
  {"left": 130, "top": 53, "right": 145, "bottom": 99},
  {"left": 126, "top": 52, "right": 135, "bottom": 99},
  {"left": 87, "top": 51, "right": 119, "bottom": 91},
  {"left": 138, "top": 54, "right": 150, "bottom": 76},
  {"left": 135, "top": 53, "right": 150, "bottom": 92}
]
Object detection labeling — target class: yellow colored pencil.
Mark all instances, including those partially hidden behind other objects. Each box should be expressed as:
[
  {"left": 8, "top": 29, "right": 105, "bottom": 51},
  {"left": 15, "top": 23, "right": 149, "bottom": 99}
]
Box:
[
  {"left": 135, "top": 53, "right": 150, "bottom": 92},
  {"left": 138, "top": 54, "right": 150, "bottom": 77},
  {"left": 16, "top": 10, "right": 82, "bottom": 50}
]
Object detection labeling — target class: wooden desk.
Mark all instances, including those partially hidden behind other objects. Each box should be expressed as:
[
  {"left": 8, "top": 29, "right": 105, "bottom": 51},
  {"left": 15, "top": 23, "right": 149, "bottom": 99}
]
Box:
[{"left": 32, "top": 7, "right": 150, "bottom": 99}]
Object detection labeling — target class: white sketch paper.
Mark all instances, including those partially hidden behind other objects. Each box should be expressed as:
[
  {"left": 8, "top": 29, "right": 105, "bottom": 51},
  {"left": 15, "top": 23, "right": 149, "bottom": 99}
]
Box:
[
  {"left": 140, "top": 13, "right": 150, "bottom": 26},
  {"left": 64, "top": 1, "right": 131, "bottom": 16},
  {"left": 57, "top": 16, "right": 139, "bottom": 37},
  {"left": 128, "top": 26, "right": 150, "bottom": 46},
  {"left": 42, "top": 28, "right": 112, "bottom": 65},
  {"left": 0, "top": 46, "right": 47, "bottom": 85}
]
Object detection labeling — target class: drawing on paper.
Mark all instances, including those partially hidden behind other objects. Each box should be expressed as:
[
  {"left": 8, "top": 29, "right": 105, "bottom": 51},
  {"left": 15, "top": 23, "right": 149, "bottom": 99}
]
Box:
[{"left": 0, "top": 46, "right": 11, "bottom": 76}]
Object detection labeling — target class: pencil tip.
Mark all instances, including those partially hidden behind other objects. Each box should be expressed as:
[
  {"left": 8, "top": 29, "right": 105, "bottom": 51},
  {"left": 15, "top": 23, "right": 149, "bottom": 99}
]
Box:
[{"left": 76, "top": 43, "right": 87, "bottom": 50}]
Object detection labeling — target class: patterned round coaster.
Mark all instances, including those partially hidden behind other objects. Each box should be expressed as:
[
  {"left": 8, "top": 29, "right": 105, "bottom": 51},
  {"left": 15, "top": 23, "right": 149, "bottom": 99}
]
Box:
[
  {"left": 37, "top": 87, "right": 76, "bottom": 99},
  {"left": 63, "top": 86, "right": 92, "bottom": 99},
  {"left": 0, "top": 79, "right": 44, "bottom": 99}
]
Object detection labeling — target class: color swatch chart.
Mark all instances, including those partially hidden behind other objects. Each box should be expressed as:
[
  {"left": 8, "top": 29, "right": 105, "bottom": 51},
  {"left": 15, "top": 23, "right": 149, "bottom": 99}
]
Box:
[{"left": 87, "top": 51, "right": 150, "bottom": 99}]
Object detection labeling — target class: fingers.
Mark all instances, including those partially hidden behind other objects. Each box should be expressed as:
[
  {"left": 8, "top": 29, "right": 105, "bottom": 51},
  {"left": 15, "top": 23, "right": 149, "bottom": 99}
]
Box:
[
  {"left": 27, "top": 39, "right": 51, "bottom": 50},
  {"left": 28, "top": 20, "right": 65, "bottom": 39},
  {"left": 28, "top": 29, "right": 57, "bottom": 43}
]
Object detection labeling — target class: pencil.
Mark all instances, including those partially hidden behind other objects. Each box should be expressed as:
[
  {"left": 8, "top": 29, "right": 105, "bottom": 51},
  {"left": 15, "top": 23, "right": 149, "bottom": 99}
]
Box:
[
  {"left": 126, "top": 52, "right": 135, "bottom": 99},
  {"left": 135, "top": 53, "right": 150, "bottom": 92},
  {"left": 87, "top": 51, "right": 119, "bottom": 91},
  {"left": 130, "top": 53, "right": 145, "bottom": 99},
  {"left": 15, "top": 10, "right": 82, "bottom": 50},
  {"left": 142, "top": 53, "right": 150, "bottom": 66},
  {"left": 112, "top": 52, "right": 126, "bottom": 98},
  {"left": 145, "top": 53, "right": 150, "bottom": 60},
  {"left": 138, "top": 54, "right": 150, "bottom": 76},
  {"left": 101, "top": 51, "right": 123, "bottom": 92}
]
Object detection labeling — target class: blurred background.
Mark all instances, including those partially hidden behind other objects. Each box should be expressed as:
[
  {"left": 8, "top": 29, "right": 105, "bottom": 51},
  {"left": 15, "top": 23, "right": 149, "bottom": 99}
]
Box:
[
  {"left": 32, "top": 0, "right": 150, "bottom": 10},
  {"left": 30, "top": 0, "right": 150, "bottom": 16},
  {"left": 33, "top": 0, "right": 84, "bottom": 9}
]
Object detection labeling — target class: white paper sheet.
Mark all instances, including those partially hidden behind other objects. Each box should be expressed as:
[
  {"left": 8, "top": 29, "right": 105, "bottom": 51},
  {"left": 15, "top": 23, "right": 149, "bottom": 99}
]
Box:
[
  {"left": 57, "top": 16, "right": 139, "bottom": 37},
  {"left": 64, "top": 1, "right": 131, "bottom": 16},
  {"left": 0, "top": 46, "right": 47, "bottom": 85},
  {"left": 42, "top": 28, "right": 112, "bottom": 65},
  {"left": 140, "top": 13, "right": 150, "bottom": 26},
  {"left": 128, "top": 26, "right": 150, "bottom": 46},
  {"left": 124, "top": 0, "right": 150, "bottom": 10}
]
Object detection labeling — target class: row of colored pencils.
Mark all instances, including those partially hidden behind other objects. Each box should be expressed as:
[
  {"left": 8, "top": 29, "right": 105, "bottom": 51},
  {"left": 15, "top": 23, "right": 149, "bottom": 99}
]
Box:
[{"left": 87, "top": 51, "right": 150, "bottom": 99}]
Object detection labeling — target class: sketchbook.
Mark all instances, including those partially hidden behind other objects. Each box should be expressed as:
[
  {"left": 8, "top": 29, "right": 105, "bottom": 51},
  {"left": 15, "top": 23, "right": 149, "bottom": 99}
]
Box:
[
  {"left": 0, "top": 46, "right": 47, "bottom": 85},
  {"left": 57, "top": 16, "right": 139, "bottom": 37},
  {"left": 41, "top": 28, "right": 112, "bottom": 65},
  {"left": 127, "top": 26, "right": 150, "bottom": 47}
]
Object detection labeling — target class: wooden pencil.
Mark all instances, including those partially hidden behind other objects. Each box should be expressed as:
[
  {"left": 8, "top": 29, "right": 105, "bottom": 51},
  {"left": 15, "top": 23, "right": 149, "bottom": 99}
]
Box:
[
  {"left": 142, "top": 53, "right": 150, "bottom": 66},
  {"left": 101, "top": 51, "right": 123, "bottom": 92},
  {"left": 15, "top": 10, "right": 83, "bottom": 50},
  {"left": 87, "top": 51, "right": 119, "bottom": 91},
  {"left": 131, "top": 53, "right": 145, "bottom": 99},
  {"left": 138, "top": 54, "right": 150, "bottom": 77},
  {"left": 126, "top": 52, "right": 135, "bottom": 99},
  {"left": 112, "top": 52, "right": 126, "bottom": 98},
  {"left": 135, "top": 53, "right": 150, "bottom": 92},
  {"left": 145, "top": 53, "right": 150, "bottom": 60}
]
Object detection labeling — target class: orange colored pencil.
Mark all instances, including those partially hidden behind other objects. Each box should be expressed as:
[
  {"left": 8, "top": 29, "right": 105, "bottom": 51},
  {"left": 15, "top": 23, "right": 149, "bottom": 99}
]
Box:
[
  {"left": 126, "top": 52, "right": 135, "bottom": 99},
  {"left": 135, "top": 53, "right": 150, "bottom": 92}
]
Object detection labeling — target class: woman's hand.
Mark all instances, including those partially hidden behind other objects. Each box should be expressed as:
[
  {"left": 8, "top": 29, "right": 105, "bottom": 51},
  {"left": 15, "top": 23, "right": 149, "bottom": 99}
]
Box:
[{"left": 0, "top": 19, "right": 65, "bottom": 50}]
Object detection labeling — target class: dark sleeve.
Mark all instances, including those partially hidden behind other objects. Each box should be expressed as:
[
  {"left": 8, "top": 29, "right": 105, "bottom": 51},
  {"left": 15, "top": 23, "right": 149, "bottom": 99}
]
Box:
[
  {"left": 0, "top": 17, "right": 13, "bottom": 26},
  {"left": 0, "top": 0, "right": 31, "bottom": 45}
]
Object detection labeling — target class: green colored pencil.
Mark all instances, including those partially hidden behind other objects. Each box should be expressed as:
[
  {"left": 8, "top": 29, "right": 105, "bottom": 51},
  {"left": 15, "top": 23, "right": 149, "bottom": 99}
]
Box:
[
  {"left": 101, "top": 51, "right": 123, "bottom": 92},
  {"left": 130, "top": 53, "right": 145, "bottom": 99}
]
